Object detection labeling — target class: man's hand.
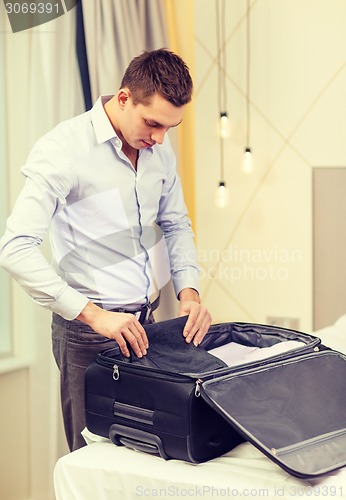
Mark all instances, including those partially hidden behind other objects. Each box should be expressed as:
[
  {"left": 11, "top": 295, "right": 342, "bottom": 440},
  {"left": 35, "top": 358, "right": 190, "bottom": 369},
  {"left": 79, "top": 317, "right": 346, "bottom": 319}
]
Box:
[
  {"left": 178, "top": 288, "right": 212, "bottom": 347},
  {"left": 77, "top": 301, "right": 148, "bottom": 358}
]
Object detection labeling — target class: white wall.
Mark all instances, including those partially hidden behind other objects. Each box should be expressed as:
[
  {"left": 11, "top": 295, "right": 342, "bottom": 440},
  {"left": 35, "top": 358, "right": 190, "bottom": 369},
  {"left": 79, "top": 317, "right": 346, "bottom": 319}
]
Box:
[{"left": 194, "top": 0, "right": 346, "bottom": 331}]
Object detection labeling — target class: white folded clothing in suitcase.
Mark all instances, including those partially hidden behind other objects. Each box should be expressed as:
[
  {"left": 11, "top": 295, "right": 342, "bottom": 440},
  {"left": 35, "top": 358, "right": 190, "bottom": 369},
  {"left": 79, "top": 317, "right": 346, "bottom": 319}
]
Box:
[{"left": 208, "top": 340, "right": 304, "bottom": 367}]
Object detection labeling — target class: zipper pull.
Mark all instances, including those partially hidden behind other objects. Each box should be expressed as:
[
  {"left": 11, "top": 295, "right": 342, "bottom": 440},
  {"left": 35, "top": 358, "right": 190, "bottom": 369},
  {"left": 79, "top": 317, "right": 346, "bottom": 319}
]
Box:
[
  {"left": 195, "top": 378, "right": 203, "bottom": 397},
  {"left": 112, "top": 365, "right": 120, "bottom": 381}
]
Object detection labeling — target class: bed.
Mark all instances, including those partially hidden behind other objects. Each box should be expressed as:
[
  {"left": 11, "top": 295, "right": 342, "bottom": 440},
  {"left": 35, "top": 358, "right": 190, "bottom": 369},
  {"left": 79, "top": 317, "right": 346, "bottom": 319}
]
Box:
[{"left": 54, "top": 315, "right": 346, "bottom": 500}]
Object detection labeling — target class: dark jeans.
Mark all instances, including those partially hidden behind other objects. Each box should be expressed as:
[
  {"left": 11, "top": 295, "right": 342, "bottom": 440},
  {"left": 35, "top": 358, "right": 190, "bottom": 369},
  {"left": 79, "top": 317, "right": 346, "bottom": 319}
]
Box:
[{"left": 51, "top": 312, "right": 153, "bottom": 451}]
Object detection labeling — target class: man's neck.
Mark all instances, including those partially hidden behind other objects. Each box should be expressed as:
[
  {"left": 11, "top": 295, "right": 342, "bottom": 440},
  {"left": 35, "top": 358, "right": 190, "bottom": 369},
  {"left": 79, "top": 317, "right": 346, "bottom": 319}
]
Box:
[
  {"left": 104, "top": 96, "right": 138, "bottom": 170},
  {"left": 122, "top": 144, "right": 139, "bottom": 170}
]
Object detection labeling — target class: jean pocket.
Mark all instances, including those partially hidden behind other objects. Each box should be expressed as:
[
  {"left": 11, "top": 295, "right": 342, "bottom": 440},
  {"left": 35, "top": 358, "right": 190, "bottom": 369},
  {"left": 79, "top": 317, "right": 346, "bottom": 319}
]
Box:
[{"left": 68, "top": 328, "right": 113, "bottom": 345}]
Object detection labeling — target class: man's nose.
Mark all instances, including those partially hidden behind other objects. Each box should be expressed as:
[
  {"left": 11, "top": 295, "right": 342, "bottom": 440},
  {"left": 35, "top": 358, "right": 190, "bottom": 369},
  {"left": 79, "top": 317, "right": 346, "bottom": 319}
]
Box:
[{"left": 151, "top": 128, "right": 167, "bottom": 145}]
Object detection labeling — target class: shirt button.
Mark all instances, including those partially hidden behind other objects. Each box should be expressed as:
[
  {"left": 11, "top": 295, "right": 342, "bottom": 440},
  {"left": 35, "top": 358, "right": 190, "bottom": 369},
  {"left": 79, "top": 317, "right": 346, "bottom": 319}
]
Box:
[{"left": 114, "top": 138, "right": 121, "bottom": 147}]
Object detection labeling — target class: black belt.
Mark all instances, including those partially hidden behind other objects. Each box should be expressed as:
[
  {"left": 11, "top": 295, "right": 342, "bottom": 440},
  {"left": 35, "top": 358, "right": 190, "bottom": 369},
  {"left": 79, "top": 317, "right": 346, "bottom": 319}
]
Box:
[{"left": 110, "top": 294, "right": 160, "bottom": 325}]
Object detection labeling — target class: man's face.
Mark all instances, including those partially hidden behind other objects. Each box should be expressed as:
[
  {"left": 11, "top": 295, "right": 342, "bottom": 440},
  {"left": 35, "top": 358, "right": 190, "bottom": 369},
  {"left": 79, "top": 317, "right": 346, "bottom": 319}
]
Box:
[{"left": 119, "top": 91, "right": 185, "bottom": 151}]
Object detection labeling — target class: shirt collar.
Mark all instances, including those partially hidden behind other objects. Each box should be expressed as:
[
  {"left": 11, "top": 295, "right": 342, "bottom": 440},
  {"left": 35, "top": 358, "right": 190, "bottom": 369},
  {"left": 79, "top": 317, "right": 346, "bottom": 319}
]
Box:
[{"left": 90, "top": 95, "right": 118, "bottom": 144}]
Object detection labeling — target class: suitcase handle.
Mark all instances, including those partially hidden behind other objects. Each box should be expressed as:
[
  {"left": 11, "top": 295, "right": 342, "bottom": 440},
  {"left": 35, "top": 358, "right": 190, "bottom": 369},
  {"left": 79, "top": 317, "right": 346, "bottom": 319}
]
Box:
[{"left": 109, "top": 423, "right": 170, "bottom": 460}]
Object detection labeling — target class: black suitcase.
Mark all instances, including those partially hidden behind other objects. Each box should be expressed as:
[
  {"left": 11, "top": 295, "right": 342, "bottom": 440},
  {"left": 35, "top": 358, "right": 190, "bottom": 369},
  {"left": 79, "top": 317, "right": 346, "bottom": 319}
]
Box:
[{"left": 85, "top": 316, "right": 346, "bottom": 478}]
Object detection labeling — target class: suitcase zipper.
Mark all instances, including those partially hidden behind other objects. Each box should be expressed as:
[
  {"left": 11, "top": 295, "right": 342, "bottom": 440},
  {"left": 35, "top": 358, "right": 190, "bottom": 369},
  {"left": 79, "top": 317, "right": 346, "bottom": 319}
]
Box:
[
  {"left": 109, "top": 359, "right": 205, "bottom": 397},
  {"left": 112, "top": 365, "right": 120, "bottom": 381},
  {"left": 105, "top": 359, "right": 195, "bottom": 383},
  {"left": 195, "top": 378, "right": 203, "bottom": 397}
]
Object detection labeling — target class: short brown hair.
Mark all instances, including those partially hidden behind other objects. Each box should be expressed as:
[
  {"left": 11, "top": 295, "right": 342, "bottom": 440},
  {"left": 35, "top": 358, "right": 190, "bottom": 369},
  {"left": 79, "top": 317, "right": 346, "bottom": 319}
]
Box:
[{"left": 120, "top": 49, "right": 193, "bottom": 107}]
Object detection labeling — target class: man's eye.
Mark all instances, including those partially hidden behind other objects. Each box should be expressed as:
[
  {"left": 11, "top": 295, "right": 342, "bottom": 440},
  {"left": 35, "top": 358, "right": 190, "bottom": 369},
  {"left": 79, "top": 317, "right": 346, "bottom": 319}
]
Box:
[{"left": 145, "top": 120, "right": 158, "bottom": 127}]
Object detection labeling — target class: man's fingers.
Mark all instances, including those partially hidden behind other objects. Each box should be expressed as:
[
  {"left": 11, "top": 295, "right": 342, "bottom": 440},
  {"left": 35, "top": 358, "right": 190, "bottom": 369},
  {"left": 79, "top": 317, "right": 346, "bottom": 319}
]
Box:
[
  {"left": 125, "top": 323, "right": 148, "bottom": 358},
  {"left": 192, "top": 315, "right": 212, "bottom": 346},
  {"left": 182, "top": 309, "right": 198, "bottom": 338},
  {"left": 184, "top": 308, "right": 212, "bottom": 346},
  {"left": 116, "top": 337, "right": 131, "bottom": 358},
  {"left": 112, "top": 314, "right": 148, "bottom": 358},
  {"left": 128, "top": 317, "right": 149, "bottom": 348}
]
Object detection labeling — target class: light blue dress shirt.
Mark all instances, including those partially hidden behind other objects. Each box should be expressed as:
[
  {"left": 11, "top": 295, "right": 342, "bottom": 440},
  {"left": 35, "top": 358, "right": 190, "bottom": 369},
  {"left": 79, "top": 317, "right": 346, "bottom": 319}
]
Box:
[{"left": 0, "top": 96, "right": 199, "bottom": 320}]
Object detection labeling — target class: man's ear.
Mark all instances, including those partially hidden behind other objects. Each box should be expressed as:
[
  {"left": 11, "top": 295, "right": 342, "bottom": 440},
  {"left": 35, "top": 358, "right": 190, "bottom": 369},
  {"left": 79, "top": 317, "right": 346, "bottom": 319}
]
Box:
[{"left": 118, "top": 88, "right": 131, "bottom": 109}]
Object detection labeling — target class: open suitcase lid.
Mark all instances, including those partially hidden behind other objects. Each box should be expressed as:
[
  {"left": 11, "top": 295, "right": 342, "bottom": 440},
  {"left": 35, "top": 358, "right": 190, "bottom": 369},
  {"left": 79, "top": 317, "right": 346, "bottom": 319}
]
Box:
[{"left": 200, "top": 349, "right": 346, "bottom": 478}]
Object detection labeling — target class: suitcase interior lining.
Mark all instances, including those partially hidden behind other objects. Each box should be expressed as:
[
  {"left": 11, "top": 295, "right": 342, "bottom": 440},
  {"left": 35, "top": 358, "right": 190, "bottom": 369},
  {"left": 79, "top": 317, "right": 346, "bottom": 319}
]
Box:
[
  {"left": 201, "top": 322, "right": 316, "bottom": 351},
  {"left": 190, "top": 322, "right": 318, "bottom": 375},
  {"left": 201, "top": 351, "right": 346, "bottom": 475},
  {"left": 203, "top": 352, "right": 346, "bottom": 446}
]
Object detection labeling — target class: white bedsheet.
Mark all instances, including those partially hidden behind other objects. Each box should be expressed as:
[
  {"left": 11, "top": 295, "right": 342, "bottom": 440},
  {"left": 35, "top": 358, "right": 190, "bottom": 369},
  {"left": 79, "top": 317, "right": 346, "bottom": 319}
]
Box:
[{"left": 54, "top": 315, "right": 346, "bottom": 500}]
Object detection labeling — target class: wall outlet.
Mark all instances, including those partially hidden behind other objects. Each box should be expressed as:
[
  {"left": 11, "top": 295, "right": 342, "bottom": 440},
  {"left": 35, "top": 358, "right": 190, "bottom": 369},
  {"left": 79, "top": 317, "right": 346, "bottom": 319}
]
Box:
[{"left": 266, "top": 316, "right": 300, "bottom": 330}]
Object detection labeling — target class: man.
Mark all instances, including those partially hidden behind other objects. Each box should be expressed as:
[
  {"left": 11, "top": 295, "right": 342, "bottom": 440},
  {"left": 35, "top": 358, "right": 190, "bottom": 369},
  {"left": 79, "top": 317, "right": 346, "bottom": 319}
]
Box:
[{"left": 0, "top": 49, "right": 211, "bottom": 451}]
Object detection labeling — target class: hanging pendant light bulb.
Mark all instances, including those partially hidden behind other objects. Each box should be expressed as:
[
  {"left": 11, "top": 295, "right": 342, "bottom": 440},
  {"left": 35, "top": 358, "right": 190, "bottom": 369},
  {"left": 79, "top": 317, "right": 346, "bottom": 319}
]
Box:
[
  {"left": 215, "top": 0, "right": 229, "bottom": 208},
  {"left": 215, "top": 181, "right": 230, "bottom": 208},
  {"left": 219, "top": 112, "right": 231, "bottom": 139},
  {"left": 243, "top": 147, "right": 253, "bottom": 174},
  {"left": 243, "top": 0, "right": 254, "bottom": 174}
]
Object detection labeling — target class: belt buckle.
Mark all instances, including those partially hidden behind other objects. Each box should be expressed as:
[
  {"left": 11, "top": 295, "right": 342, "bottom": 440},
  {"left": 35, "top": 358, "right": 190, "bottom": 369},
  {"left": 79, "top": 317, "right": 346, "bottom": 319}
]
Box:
[{"left": 135, "top": 303, "right": 151, "bottom": 323}]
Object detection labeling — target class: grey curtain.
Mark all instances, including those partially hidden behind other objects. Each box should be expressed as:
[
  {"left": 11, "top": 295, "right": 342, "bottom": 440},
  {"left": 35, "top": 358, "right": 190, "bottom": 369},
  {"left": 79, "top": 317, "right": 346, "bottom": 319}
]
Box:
[{"left": 81, "top": 0, "right": 169, "bottom": 101}]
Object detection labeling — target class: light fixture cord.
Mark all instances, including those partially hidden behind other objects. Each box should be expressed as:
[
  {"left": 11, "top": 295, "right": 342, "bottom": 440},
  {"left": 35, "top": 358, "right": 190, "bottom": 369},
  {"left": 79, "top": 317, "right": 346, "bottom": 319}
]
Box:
[
  {"left": 221, "top": 0, "right": 227, "bottom": 112},
  {"left": 216, "top": 0, "right": 227, "bottom": 181},
  {"left": 246, "top": 0, "right": 251, "bottom": 147}
]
